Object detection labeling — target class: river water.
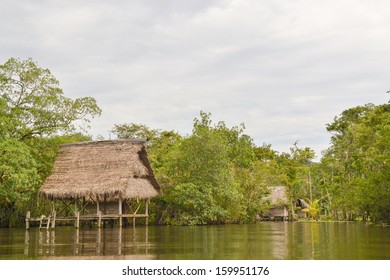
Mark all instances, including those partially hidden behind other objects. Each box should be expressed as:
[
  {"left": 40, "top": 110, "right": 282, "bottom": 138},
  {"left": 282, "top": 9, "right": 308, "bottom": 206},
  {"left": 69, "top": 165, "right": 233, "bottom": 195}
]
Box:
[{"left": 0, "top": 222, "right": 389, "bottom": 260}]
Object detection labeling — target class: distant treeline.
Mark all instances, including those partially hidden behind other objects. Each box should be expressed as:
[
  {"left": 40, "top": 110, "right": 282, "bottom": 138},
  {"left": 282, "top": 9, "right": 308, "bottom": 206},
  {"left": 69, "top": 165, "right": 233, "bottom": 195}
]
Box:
[{"left": 1, "top": 57, "right": 389, "bottom": 227}]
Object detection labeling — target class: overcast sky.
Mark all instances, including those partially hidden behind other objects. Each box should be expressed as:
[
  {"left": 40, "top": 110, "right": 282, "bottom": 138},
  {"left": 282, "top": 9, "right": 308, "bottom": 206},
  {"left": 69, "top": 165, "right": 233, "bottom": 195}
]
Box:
[{"left": 1, "top": 0, "right": 389, "bottom": 158}]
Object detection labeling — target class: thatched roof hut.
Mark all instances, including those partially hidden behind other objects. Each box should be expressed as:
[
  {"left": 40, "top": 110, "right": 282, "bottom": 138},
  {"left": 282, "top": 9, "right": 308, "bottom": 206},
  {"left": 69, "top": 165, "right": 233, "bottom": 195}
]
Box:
[
  {"left": 39, "top": 139, "right": 161, "bottom": 201},
  {"left": 267, "top": 186, "right": 289, "bottom": 206},
  {"left": 261, "top": 186, "right": 289, "bottom": 220}
]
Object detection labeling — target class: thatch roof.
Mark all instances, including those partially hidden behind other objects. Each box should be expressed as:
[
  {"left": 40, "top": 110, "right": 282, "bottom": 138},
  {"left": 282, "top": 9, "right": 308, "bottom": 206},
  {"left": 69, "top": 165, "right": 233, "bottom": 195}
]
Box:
[
  {"left": 39, "top": 139, "right": 161, "bottom": 201},
  {"left": 297, "top": 198, "right": 310, "bottom": 208},
  {"left": 266, "top": 186, "right": 289, "bottom": 206}
]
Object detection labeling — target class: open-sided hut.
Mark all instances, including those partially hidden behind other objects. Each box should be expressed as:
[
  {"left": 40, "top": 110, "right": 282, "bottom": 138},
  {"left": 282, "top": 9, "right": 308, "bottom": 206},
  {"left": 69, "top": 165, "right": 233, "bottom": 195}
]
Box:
[
  {"left": 261, "top": 186, "right": 289, "bottom": 221},
  {"left": 296, "top": 198, "right": 310, "bottom": 218},
  {"left": 35, "top": 139, "right": 161, "bottom": 229}
]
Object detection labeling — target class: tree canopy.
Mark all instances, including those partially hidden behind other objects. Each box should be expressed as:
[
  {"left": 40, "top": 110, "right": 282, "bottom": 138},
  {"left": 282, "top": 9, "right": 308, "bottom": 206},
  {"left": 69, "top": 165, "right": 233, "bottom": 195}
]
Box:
[
  {"left": 0, "top": 58, "right": 101, "bottom": 139},
  {"left": 112, "top": 100, "right": 389, "bottom": 225},
  {"left": 1, "top": 56, "right": 388, "bottom": 227},
  {"left": 0, "top": 58, "right": 101, "bottom": 227}
]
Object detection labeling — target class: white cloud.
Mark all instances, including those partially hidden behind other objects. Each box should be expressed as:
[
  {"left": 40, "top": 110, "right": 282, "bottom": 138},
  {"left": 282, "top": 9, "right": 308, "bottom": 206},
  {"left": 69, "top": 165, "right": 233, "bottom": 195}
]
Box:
[{"left": 1, "top": 0, "right": 389, "bottom": 158}]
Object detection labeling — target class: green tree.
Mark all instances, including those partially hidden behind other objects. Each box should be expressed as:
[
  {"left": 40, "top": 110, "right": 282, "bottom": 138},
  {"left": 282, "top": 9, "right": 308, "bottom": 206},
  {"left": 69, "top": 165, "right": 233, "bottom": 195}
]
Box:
[
  {"left": 156, "top": 112, "right": 274, "bottom": 225},
  {"left": 0, "top": 57, "right": 101, "bottom": 139},
  {"left": 110, "top": 123, "right": 160, "bottom": 141},
  {"left": 302, "top": 199, "right": 321, "bottom": 220},
  {"left": 161, "top": 113, "right": 243, "bottom": 224},
  {"left": 321, "top": 102, "right": 390, "bottom": 222},
  {"left": 0, "top": 57, "right": 101, "bottom": 227}
]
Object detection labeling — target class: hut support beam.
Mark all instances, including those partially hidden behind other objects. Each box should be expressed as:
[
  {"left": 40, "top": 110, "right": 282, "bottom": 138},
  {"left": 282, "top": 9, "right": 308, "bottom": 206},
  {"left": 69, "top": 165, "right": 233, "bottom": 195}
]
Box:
[
  {"left": 51, "top": 201, "right": 56, "bottom": 229},
  {"left": 25, "top": 211, "right": 30, "bottom": 230},
  {"left": 75, "top": 210, "right": 80, "bottom": 229},
  {"left": 97, "top": 200, "right": 101, "bottom": 228},
  {"left": 97, "top": 210, "right": 102, "bottom": 228},
  {"left": 51, "top": 211, "right": 56, "bottom": 229},
  {"left": 145, "top": 198, "right": 149, "bottom": 226},
  {"left": 119, "top": 197, "right": 123, "bottom": 227},
  {"left": 74, "top": 200, "right": 79, "bottom": 228}
]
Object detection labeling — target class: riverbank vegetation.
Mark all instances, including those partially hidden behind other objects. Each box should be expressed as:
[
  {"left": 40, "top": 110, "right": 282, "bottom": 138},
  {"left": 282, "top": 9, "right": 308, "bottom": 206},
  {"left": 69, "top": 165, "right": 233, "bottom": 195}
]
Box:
[
  {"left": 1, "top": 57, "right": 389, "bottom": 227},
  {"left": 0, "top": 58, "right": 101, "bottom": 227}
]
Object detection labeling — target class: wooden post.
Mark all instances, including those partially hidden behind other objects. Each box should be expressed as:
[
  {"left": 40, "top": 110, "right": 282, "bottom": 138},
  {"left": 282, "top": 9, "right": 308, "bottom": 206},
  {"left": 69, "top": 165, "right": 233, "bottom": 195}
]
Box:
[
  {"left": 97, "top": 200, "right": 101, "bottom": 228},
  {"left": 25, "top": 211, "right": 30, "bottom": 230},
  {"left": 46, "top": 217, "right": 51, "bottom": 230},
  {"left": 97, "top": 210, "right": 102, "bottom": 228},
  {"left": 73, "top": 229, "right": 80, "bottom": 255},
  {"left": 119, "top": 197, "right": 123, "bottom": 227},
  {"left": 75, "top": 210, "right": 80, "bottom": 229},
  {"left": 51, "top": 211, "right": 56, "bottom": 229},
  {"left": 145, "top": 198, "right": 149, "bottom": 226},
  {"left": 96, "top": 227, "right": 101, "bottom": 255},
  {"left": 51, "top": 202, "right": 56, "bottom": 229},
  {"left": 118, "top": 228, "right": 122, "bottom": 255},
  {"left": 74, "top": 199, "right": 79, "bottom": 229}
]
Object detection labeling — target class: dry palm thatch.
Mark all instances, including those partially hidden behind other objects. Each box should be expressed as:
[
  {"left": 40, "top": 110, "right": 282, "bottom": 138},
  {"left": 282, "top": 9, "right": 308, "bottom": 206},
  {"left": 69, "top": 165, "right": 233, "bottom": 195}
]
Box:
[
  {"left": 39, "top": 139, "right": 161, "bottom": 201},
  {"left": 267, "top": 186, "right": 289, "bottom": 206}
]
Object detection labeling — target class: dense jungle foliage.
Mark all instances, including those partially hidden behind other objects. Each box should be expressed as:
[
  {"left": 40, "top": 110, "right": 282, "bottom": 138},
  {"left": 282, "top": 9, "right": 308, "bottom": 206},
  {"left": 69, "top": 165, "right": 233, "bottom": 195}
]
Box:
[
  {"left": 1, "top": 57, "right": 389, "bottom": 227},
  {"left": 0, "top": 58, "right": 101, "bottom": 227}
]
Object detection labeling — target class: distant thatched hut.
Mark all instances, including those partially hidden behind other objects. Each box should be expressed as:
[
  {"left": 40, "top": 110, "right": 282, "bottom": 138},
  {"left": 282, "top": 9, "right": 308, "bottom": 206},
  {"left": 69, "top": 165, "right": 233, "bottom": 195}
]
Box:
[
  {"left": 35, "top": 139, "right": 161, "bottom": 228},
  {"left": 261, "top": 186, "right": 289, "bottom": 221},
  {"left": 296, "top": 198, "right": 310, "bottom": 218}
]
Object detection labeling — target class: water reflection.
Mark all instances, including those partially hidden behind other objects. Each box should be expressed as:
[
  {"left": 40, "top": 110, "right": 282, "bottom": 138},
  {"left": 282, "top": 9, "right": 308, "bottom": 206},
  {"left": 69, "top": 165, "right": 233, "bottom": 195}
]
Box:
[
  {"left": 2, "top": 222, "right": 388, "bottom": 260},
  {"left": 23, "top": 226, "right": 155, "bottom": 260}
]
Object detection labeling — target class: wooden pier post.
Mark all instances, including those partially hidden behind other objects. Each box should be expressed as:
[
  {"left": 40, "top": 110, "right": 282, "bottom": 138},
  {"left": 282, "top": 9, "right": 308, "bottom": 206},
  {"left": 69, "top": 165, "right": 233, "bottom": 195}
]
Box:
[
  {"left": 75, "top": 210, "right": 80, "bottom": 229},
  {"left": 145, "top": 198, "right": 149, "bottom": 226},
  {"left": 97, "top": 210, "right": 102, "bottom": 228},
  {"left": 51, "top": 211, "right": 56, "bottom": 229},
  {"left": 51, "top": 202, "right": 56, "bottom": 229},
  {"left": 25, "top": 211, "right": 30, "bottom": 230},
  {"left": 119, "top": 197, "right": 123, "bottom": 227}
]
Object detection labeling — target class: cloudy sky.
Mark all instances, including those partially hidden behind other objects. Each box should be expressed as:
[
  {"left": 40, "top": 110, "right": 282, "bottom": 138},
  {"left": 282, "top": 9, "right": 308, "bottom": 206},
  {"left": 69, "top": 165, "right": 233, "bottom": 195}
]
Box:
[{"left": 1, "top": 0, "right": 389, "bottom": 158}]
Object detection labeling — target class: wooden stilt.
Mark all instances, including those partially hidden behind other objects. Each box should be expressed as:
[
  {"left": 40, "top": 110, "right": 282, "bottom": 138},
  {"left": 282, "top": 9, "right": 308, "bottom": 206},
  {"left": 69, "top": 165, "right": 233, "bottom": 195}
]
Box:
[
  {"left": 75, "top": 211, "right": 80, "bottom": 229},
  {"left": 119, "top": 197, "right": 123, "bottom": 227},
  {"left": 74, "top": 229, "right": 79, "bottom": 255},
  {"left": 145, "top": 198, "right": 149, "bottom": 226},
  {"left": 46, "top": 217, "right": 51, "bottom": 230},
  {"left": 97, "top": 210, "right": 102, "bottom": 228},
  {"left": 96, "top": 227, "right": 101, "bottom": 255},
  {"left": 118, "top": 228, "right": 122, "bottom": 255},
  {"left": 74, "top": 199, "right": 80, "bottom": 228},
  {"left": 25, "top": 211, "right": 30, "bottom": 230},
  {"left": 51, "top": 211, "right": 56, "bottom": 229},
  {"left": 51, "top": 202, "right": 56, "bottom": 229}
]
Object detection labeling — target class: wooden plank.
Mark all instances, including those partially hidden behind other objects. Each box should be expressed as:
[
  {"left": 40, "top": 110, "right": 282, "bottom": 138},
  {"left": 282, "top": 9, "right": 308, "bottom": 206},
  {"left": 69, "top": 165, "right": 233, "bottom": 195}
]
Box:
[
  {"left": 54, "top": 217, "right": 76, "bottom": 221},
  {"left": 120, "top": 214, "right": 148, "bottom": 218}
]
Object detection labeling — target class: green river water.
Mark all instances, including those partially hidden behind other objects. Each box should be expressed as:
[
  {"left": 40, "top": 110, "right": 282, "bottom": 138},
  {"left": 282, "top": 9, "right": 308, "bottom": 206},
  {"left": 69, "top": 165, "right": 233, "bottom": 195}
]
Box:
[{"left": 0, "top": 222, "right": 389, "bottom": 260}]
